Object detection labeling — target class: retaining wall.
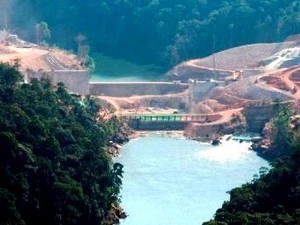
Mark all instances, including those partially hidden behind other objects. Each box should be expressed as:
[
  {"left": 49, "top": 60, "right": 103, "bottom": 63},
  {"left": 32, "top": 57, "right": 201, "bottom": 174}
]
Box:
[
  {"left": 89, "top": 82, "right": 189, "bottom": 97},
  {"left": 128, "top": 120, "right": 189, "bottom": 130},
  {"left": 189, "top": 80, "right": 226, "bottom": 101},
  {"left": 23, "top": 70, "right": 89, "bottom": 95},
  {"left": 243, "top": 104, "right": 276, "bottom": 132},
  {"left": 243, "top": 69, "right": 261, "bottom": 77}
]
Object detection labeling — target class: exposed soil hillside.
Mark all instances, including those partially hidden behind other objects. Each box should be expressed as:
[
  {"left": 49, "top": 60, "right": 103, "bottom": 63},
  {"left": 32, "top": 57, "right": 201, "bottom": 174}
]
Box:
[
  {"left": 0, "top": 36, "right": 83, "bottom": 71},
  {"left": 193, "top": 42, "right": 297, "bottom": 70},
  {"left": 166, "top": 42, "right": 298, "bottom": 82},
  {"left": 97, "top": 92, "right": 188, "bottom": 116},
  {"left": 101, "top": 43, "right": 300, "bottom": 138},
  {"left": 2, "top": 36, "right": 295, "bottom": 137}
]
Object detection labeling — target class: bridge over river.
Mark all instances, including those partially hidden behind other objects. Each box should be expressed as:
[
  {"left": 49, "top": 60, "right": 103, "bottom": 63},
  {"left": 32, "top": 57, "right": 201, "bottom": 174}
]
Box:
[
  {"left": 121, "top": 114, "right": 220, "bottom": 130},
  {"left": 122, "top": 114, "right": 208, "bottom": 122}
]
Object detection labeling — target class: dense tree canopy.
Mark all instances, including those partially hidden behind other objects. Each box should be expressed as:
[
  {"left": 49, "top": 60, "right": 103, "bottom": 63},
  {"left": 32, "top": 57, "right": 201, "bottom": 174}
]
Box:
[
  {"left": 0, "top": 63, "right": 123, "bottom": 225},
  {"left": 203, "top": 142, "right": 300, "bottom": 225},
  {"left": 203, "top": 106, "right": 300, "bottom": 225},
  {"left": 2, "top": 0, "right": 299, "bottom": 68}
]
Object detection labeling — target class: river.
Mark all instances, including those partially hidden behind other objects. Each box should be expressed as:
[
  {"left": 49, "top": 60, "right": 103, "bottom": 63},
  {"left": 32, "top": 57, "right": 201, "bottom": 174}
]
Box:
[{"left": 115, "top": 135, "right": 269, "bottom": 225}]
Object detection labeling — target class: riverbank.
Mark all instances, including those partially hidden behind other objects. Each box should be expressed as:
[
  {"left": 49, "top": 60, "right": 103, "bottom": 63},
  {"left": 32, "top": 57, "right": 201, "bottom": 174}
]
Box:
[
  {"left": 120, "top": 121, "right": 258, "bottom": 154},
  {"left": 116, "top": 135, "right": 270, "bottom": 225},
  {"left": 129, "top": 130, "right": 185, "bottom": 140},
  {"left": 116, "top": 128, "right": 261, "bottom": 159},
  {"left": 110, "top": 122, "right": 272, "bottom": 225},
  {"left": 107, "top": 130, "right": 185, "bottom": 157}
]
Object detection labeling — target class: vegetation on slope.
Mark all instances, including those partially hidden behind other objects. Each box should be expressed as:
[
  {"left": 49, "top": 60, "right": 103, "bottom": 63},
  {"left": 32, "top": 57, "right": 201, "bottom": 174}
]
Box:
[
  {"left": 203, "top": 106, "right": 300, "bottom": 225},
  {"left": 2, "top": 0, "right": 299, "bottom": 68},
  {"left": 0, "top": 63, "right": 123, "bottom": 225}
]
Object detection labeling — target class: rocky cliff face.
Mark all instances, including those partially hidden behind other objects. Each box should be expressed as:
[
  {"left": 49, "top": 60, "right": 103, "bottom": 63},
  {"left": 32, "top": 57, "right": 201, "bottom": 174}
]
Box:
[
  {"left": 249, "top": 104, "right": 299, "bottom": 160},
  {"left": 184, "top": 119, "right": 246, "bottom": 142},
  {"left": 243, "top": 104, "right": 276, "bottom": 133}
]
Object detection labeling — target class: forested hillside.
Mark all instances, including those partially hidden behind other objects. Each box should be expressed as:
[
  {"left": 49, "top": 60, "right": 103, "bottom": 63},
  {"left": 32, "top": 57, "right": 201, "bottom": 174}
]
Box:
[
  {"left": 203, "top": 140, "right": 300, "bottom": 225},
  {"left": 0, "top": 63, "right": 123, "bottom": 225},
  {"left": 2, "top": 0, "right": 299, "bottom": 68},
  {"left": 203, "top": 107, "right": 300, "bottom": 225}
]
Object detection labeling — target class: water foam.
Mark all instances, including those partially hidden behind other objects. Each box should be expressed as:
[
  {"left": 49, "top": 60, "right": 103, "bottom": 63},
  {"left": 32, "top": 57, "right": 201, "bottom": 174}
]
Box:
[{"left": 196, "top": 139, "right": 252, "bottom": 163}]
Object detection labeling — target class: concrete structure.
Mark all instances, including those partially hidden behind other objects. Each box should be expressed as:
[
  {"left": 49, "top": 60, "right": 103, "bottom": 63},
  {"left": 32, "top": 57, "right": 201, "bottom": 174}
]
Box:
[
  {"left": 89, "top": 82, "right": 189, "bottom": 97},
  {"left": 23, "top": 69, "right": 89, "bottom": 95},
  {"left": 188, "top": 79, "right": 226, "bottom": 102},
  {"left": 128, "top": 120, "right": 189, "bottom": 130},
  {"left": 243, "top": 69, "right": 261, "bottom": 77},
  {"left": 123, "top": 114, "right": 208, "bottom": 122},
  {"left": 243, "top": 104, "right": 276, "bottom": 132},
  {"left": 123, "top": 114, "right": 221, "bottom": 130}
]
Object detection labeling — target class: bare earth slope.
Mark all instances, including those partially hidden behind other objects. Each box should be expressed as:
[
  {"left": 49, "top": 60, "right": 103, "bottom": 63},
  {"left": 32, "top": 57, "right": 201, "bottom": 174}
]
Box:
[
  {"left": 0, "top": 43, "right": 83, "bottom": 71},
  {"left": 194, "top": 42, "right": 297, "bottom": 70},
  {"left": 166, "top": 42, "right": 298, "bottom": 82},
  {"left": 94, "top": 42, "right": 300, "bottom": 139}
]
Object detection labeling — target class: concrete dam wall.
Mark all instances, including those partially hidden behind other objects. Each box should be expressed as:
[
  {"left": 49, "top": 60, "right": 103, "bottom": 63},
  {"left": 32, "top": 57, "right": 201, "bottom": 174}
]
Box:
[
  {"left": 23, "top": 70, "right": 90, "bottom": 95},
  {"left": 89, "top": 82, "right": 189, "bottom": 97}
]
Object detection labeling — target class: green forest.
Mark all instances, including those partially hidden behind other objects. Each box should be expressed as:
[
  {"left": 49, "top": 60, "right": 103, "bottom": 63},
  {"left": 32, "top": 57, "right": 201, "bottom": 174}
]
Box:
[
  {"left": 0, "top": 1, "right": 300, "bottom": 224},
  {"left": 2, "top": 0, "right": 299, "bottom": 68},
  {"left": 0, "top": 63, "right": 123, "bottom": 225},
  {"left": 203, "top": 142, "right": 300, "bottom": 225},
  {"left": 203, "top": 107, "right": 300, "bottom": 225}
]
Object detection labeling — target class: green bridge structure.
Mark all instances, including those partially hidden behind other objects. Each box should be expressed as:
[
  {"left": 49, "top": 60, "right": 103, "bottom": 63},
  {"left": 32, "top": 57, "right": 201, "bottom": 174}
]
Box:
[{"left": 121, "top": 114, "right": 209, "bottom": 130}]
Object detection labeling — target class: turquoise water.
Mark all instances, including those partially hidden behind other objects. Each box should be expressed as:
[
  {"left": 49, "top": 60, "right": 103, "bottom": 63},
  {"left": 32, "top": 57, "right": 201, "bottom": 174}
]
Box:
[
  {"left": 90, "top": 53, "right": 165, "bottom": 82},
  {"left": 116, "top": 135, "right": 269, "bottom": 225}
]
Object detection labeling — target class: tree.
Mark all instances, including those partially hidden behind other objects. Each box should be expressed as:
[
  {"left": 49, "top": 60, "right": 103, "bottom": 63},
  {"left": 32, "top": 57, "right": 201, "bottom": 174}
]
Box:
[
  {"left": 1, "top": 0, "right": 11, "bottom": 29},
  {"left": 7, "top": 0, "right": 300, "bottom": 69},
  {"left": 35, "top": 22, "right": 51, "bottom": 44},
  {"left": 203, "top": 104, "right": 300, "bottom": 225},
  {"left": 0, "top": 62, "right": 22, "bottom": 86},
  {"left": 0, "top": 63, "right": 123, "bottom": 225},
  {"left": 75, "top": 34, "right": 87, "bottom": 58},
  {"left": 272, "top": 101, "right": 293, "bottom": 153},
  {"left": 0, "top": 189, "right": 20, "bottom": 224}
]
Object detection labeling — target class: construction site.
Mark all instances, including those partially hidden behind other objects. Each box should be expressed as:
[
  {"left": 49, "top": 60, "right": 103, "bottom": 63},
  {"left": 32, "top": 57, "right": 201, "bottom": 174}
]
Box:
[
  {"left": 0, "top": 30, "right": 89, "bottom": 94},
  {"left": 95, "top": 41, "right": 300, "bottom": 139},
  {"left": 0, "top": 30, "right": 299, "bottom": 139}
]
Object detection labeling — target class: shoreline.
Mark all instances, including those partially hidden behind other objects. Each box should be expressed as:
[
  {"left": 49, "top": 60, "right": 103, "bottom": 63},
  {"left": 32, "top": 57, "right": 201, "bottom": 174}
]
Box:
[
  {"left": 109, "top": 119, "right": 269, "bottom": 161},
  {"left": 114, "top": 130, "right": 269, "bottom": 225},
  {"left": 111, "top": 128, "right": 273, "bottom": 224},
  {"left": 109, "top": 130, "right": 189, "bottom": 158},
  {"left": 128, "top": 130, "right": 185, "bottom": 140},
  {"left": 126, "top": 129, "right": 273, "bottom": 162}
]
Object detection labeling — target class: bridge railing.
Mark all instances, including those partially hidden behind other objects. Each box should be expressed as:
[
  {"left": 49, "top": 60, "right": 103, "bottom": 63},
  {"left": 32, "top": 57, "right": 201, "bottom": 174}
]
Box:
[{"left": 121, "top": 114, "right": 207, "bottom": 123}]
